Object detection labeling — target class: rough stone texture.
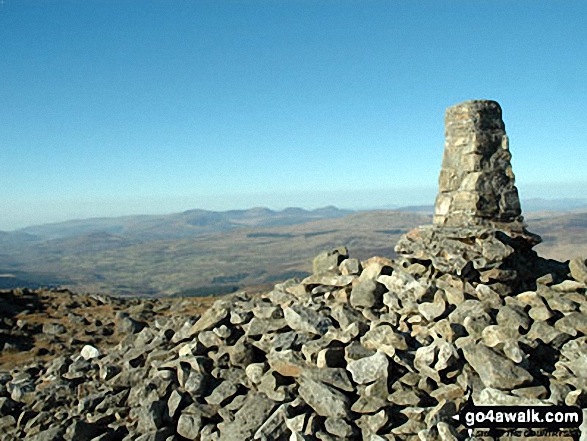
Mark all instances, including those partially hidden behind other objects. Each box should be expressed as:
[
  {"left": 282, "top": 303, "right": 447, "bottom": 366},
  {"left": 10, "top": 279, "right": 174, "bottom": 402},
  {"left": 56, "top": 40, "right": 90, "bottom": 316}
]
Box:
[{"left": 433, "top": 100, "right": 522, "bottom": 227}]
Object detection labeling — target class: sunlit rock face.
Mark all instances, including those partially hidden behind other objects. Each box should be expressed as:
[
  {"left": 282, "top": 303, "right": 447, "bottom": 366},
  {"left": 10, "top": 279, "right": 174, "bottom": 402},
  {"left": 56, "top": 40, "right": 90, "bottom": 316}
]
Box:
[{"left": 433, "top": 100, "right": 522, "bottom": 228}]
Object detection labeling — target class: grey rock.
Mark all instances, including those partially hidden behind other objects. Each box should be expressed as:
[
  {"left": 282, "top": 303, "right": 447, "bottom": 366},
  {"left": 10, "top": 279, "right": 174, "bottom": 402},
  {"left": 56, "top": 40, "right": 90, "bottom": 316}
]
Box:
[
  {"left": 206, "top": 380, "right": 238, "bottom": 406},
  {"left": 346, "top": 350, "right": 389, "bottom": 384},
  {"left": 283, "top": 305, "right": 333, "bottom": 336},
  {"left": 448, "top": 300, "right": 489, "bottom": 325},
  {"left": 351, "top": 377, "right": 388, "bottom": 413},
  {"left": 252, "top": 403, "right": 290, "bottom": 440},
  {"left": 177, "top": 412, "right": 202, "bottom": 440},
  {"left": 324, "top": 417, "right": 353, "bottom": 438},
  {"left": 302, "top": 368, "right": 354, "bottom": 392},
  {"left": 42, "top": 322, "right": 66, "bottom": 335},
  {"left": 117, "top": 316, "right": 146, "bottom": 335},
  {"left": 339, "top": 258, "right": 362, "bottom": 276},
  {"left": 167, "top": 389, "right": 186, "bottom": 419},
  {"left": 187, "top": 304, "right": 229, "bottom": 337},
  {"left": 361, "top": 324, "right": 407, "bottom": 357},
  {"left": 357, "top": 409, "right": 387, "bottom": 437},
  {"left": 350, "top": 279, "right": 386, "bottom": 309},
  {"left": 216, "top": 393, "right": 276, "bottom": 441},
  {"left": 496, "top": 305, "right": 531, "bottom": 331},
  {"left": 298, "top": 376, "right": 349, "bottom": 418},
  {"left": 477, "top": 387, "right": 547, "bottom": 405},
  {"left": 245, "top": 317, "right": 287, "bottom": 336},
  {"left": 137, "top": 400, "right": 168, "bottom": 433},
  {"left": 555, "top": 312, "right": 587, "bottom": 335},
  {"left": 302, "top": 272, "right": 356, "bottom": 288},
  {"left": 80, "top": 344, "right": 101, "bottom": 360},
  {"left": 388, "top": 388, "right": 421, "bottom": 406},
  {"left": 267, "top": 349, "right": 308, "bottom": 378},
  {"left": 418, "top": 290, "right": 447, "bottom": 321},
  {"left": 570, "top": 257, "right": 587, "bottom": 284},
  {"left": 461, "top": 342, "right": 532, "bottom": 389},
  {"left": 312, "top": 247, "right": 348, "bottom": 274}
]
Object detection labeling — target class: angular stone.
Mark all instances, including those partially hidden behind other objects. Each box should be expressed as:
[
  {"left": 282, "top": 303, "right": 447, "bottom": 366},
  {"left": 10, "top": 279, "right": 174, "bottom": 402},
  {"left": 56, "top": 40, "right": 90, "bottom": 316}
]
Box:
[
  {"left": 301, "top": 273, "right": 356, "bottom": 288},
  {"left": 448, "top": 300, "right": 489, "bottom": 324},
  {"left": 253, "top": 403, "right": 290, "bottom": 440},
  {"left": 245, "top": 317, "right": 287, "bottom": 336},
  {"left": 482, "top": 325, "right": 518, "bottom": 347},
  {"left": 216, "top": 393, "right": 276, "bottom": 441},
  {"left": 283, "top": 305, "right": 333, "bottom": 336},
  {"left": 168, "top": 390, "right": 186, "bottom": 419},
  {"left": 325, "top": 417, "right": 353, "bottom": 438},
  {"left": 298, "top": 376, "right": 349, "bottom": 418},
  {"left": 255, "top": 371, "right": 287, "bottom": 402},
  {"left": 477, "top": 387, "right": 547, "bottom": 405},
  {"left": 339, "top": 258, "right": 362, "bottom": 276},
  {"left": 512, "top": 385, "right": 548, "bottom": 400},
  {"left": 245, "top": 363, "right": 266, "bottom": 385},
  {"left": 496, "top": 305, "right": 531, "bottom": 331},
  {"left": 137, "top": 400, "right": 168, "bottom": 433},
  {"left": 42, "top": 322, "right": 66, "bottom": 335},
  {"left": 361, "top": 324, "right": 407, "bottom": 357},
  {"left": 461, "top": 342, "right": 532, "bottom": 389},
  {"left": 418, "top": 290, "right": 447, "bottom": 321},
  {"left": 80, "top": 344, "right": 100, "bottom": 360},
  {"left": 177, "top": 412, "right": 202, "bottom": 440},
  {"left": 312, "top": 247, "right": 348, "bottom": 274},
  {"left": 357, "top": 409, "right": 387, "bottom": 437},
  {"left": 187, "top": 304, "right": 229, "bottom": 337},
  {"left": 570, "top": 257, "right": 587, "bottom": 284},
  {"left": 302, "top": 368, "right": 354, "bottom": 392},
  {"left": 526, "top": 321, "right": 562, "bottom": 345},
  {"left": 346, "top": 350, "right": 389, "bottom": 384},
  {"left": 206, "top": 380, "right": 238, "bottom": 406},
  {"left": 388, "top": 388, "right": 421, "bottom": 406},
  {"left": 474, "top": 284, "right": 503, "bottom": 309},
  {"left": 555, "top": 312, "right": 587, "bottom": 335},
  {"left": 268, "top": 349, "right": 308, "bottom": 378},
  {"left": 430, "top": 384, "right": 465, "bottom": 401},
  {"left": 350, "top": 279, "right": 386, "bottom": 309}
]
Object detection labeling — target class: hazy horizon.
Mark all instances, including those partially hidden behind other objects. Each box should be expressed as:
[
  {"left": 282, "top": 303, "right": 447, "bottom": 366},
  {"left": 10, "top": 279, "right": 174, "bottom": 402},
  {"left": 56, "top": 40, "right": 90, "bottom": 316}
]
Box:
[
  {"left": 2, "top": 1, "right": 586, "bottom": 231},
  {"left": 3, "top": 188, "right": 587, "bottom": 232}
]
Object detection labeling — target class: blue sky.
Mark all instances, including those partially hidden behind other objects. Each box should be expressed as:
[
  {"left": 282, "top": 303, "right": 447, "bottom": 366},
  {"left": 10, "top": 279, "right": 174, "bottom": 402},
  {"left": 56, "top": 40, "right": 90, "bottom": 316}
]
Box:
[{"left": 1, "top": 0, "right": 586, "bottom": 230}]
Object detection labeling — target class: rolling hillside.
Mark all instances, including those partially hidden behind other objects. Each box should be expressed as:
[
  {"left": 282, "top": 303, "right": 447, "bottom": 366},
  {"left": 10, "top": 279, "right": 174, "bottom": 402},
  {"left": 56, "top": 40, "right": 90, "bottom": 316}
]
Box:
[{"left": 1, "top": 206, "right": 586, "bottom": 297}]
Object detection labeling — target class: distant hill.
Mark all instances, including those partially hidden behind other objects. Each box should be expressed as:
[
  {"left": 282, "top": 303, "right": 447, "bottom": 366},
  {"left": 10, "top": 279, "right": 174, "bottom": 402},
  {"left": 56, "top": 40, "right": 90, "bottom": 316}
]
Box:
[
  {"left": 0, "top": 208, "right": 427, "bottom": 296},
  {"left": 1, "top": 204, "right": 586, "bottom": 297},
  {"left": 522, "top": 197, "right": 587, "bottom": 212},
  {"left": 17, "top": 206, "right": 353, "bottom": 241}
]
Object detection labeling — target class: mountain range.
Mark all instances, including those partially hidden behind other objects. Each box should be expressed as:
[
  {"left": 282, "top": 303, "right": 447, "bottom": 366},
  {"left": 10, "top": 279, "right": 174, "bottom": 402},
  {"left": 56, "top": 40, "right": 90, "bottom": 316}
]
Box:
[{"left": 1, "top": 201, "right": 586, "bottom": 297}]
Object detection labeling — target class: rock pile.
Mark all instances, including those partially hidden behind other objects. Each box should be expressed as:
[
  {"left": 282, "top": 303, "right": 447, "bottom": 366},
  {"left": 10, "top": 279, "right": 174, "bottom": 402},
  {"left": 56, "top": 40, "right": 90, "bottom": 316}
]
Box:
[
  {"left": 398, "top": 100, "right": 567, "bottom": 297},
  {"left": 1, "top": 251, "right": 587, "bottom": 440},
  {"left": 0, "top": 100, "right": 586, "bottom": 441}
]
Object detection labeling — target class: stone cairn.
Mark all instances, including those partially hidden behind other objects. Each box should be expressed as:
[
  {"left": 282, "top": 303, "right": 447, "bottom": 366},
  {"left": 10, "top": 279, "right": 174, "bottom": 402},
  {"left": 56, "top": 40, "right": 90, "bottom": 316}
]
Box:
[
  {"left": 433, "top": 100, "right": 522, "bottom": 228},
  {"left": 396, "top": 100, "right": 561, "bottom": 297},
  {"left": 2, "top": 100, "right": 587, "bottom": 441}
]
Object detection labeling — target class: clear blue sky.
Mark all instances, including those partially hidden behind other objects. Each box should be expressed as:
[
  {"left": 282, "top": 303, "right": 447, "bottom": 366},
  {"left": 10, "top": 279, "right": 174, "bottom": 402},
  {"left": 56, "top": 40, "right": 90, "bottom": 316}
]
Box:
[{"left": 1, "top": 0, "right": 586, "bottom": 230}]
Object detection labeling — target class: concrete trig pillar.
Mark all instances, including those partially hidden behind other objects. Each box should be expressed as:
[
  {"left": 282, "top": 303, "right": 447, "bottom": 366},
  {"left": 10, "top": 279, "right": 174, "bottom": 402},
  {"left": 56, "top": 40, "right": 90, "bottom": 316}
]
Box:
[{"left": 433, "top": 100, "right": 523, "bottom": 227}]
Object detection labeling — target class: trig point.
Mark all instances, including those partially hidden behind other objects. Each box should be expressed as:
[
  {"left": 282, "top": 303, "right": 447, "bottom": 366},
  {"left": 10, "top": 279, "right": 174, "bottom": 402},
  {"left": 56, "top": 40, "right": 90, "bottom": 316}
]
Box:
[{"left": 433, "top": 100, "right": 523, "bottom": 227}]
